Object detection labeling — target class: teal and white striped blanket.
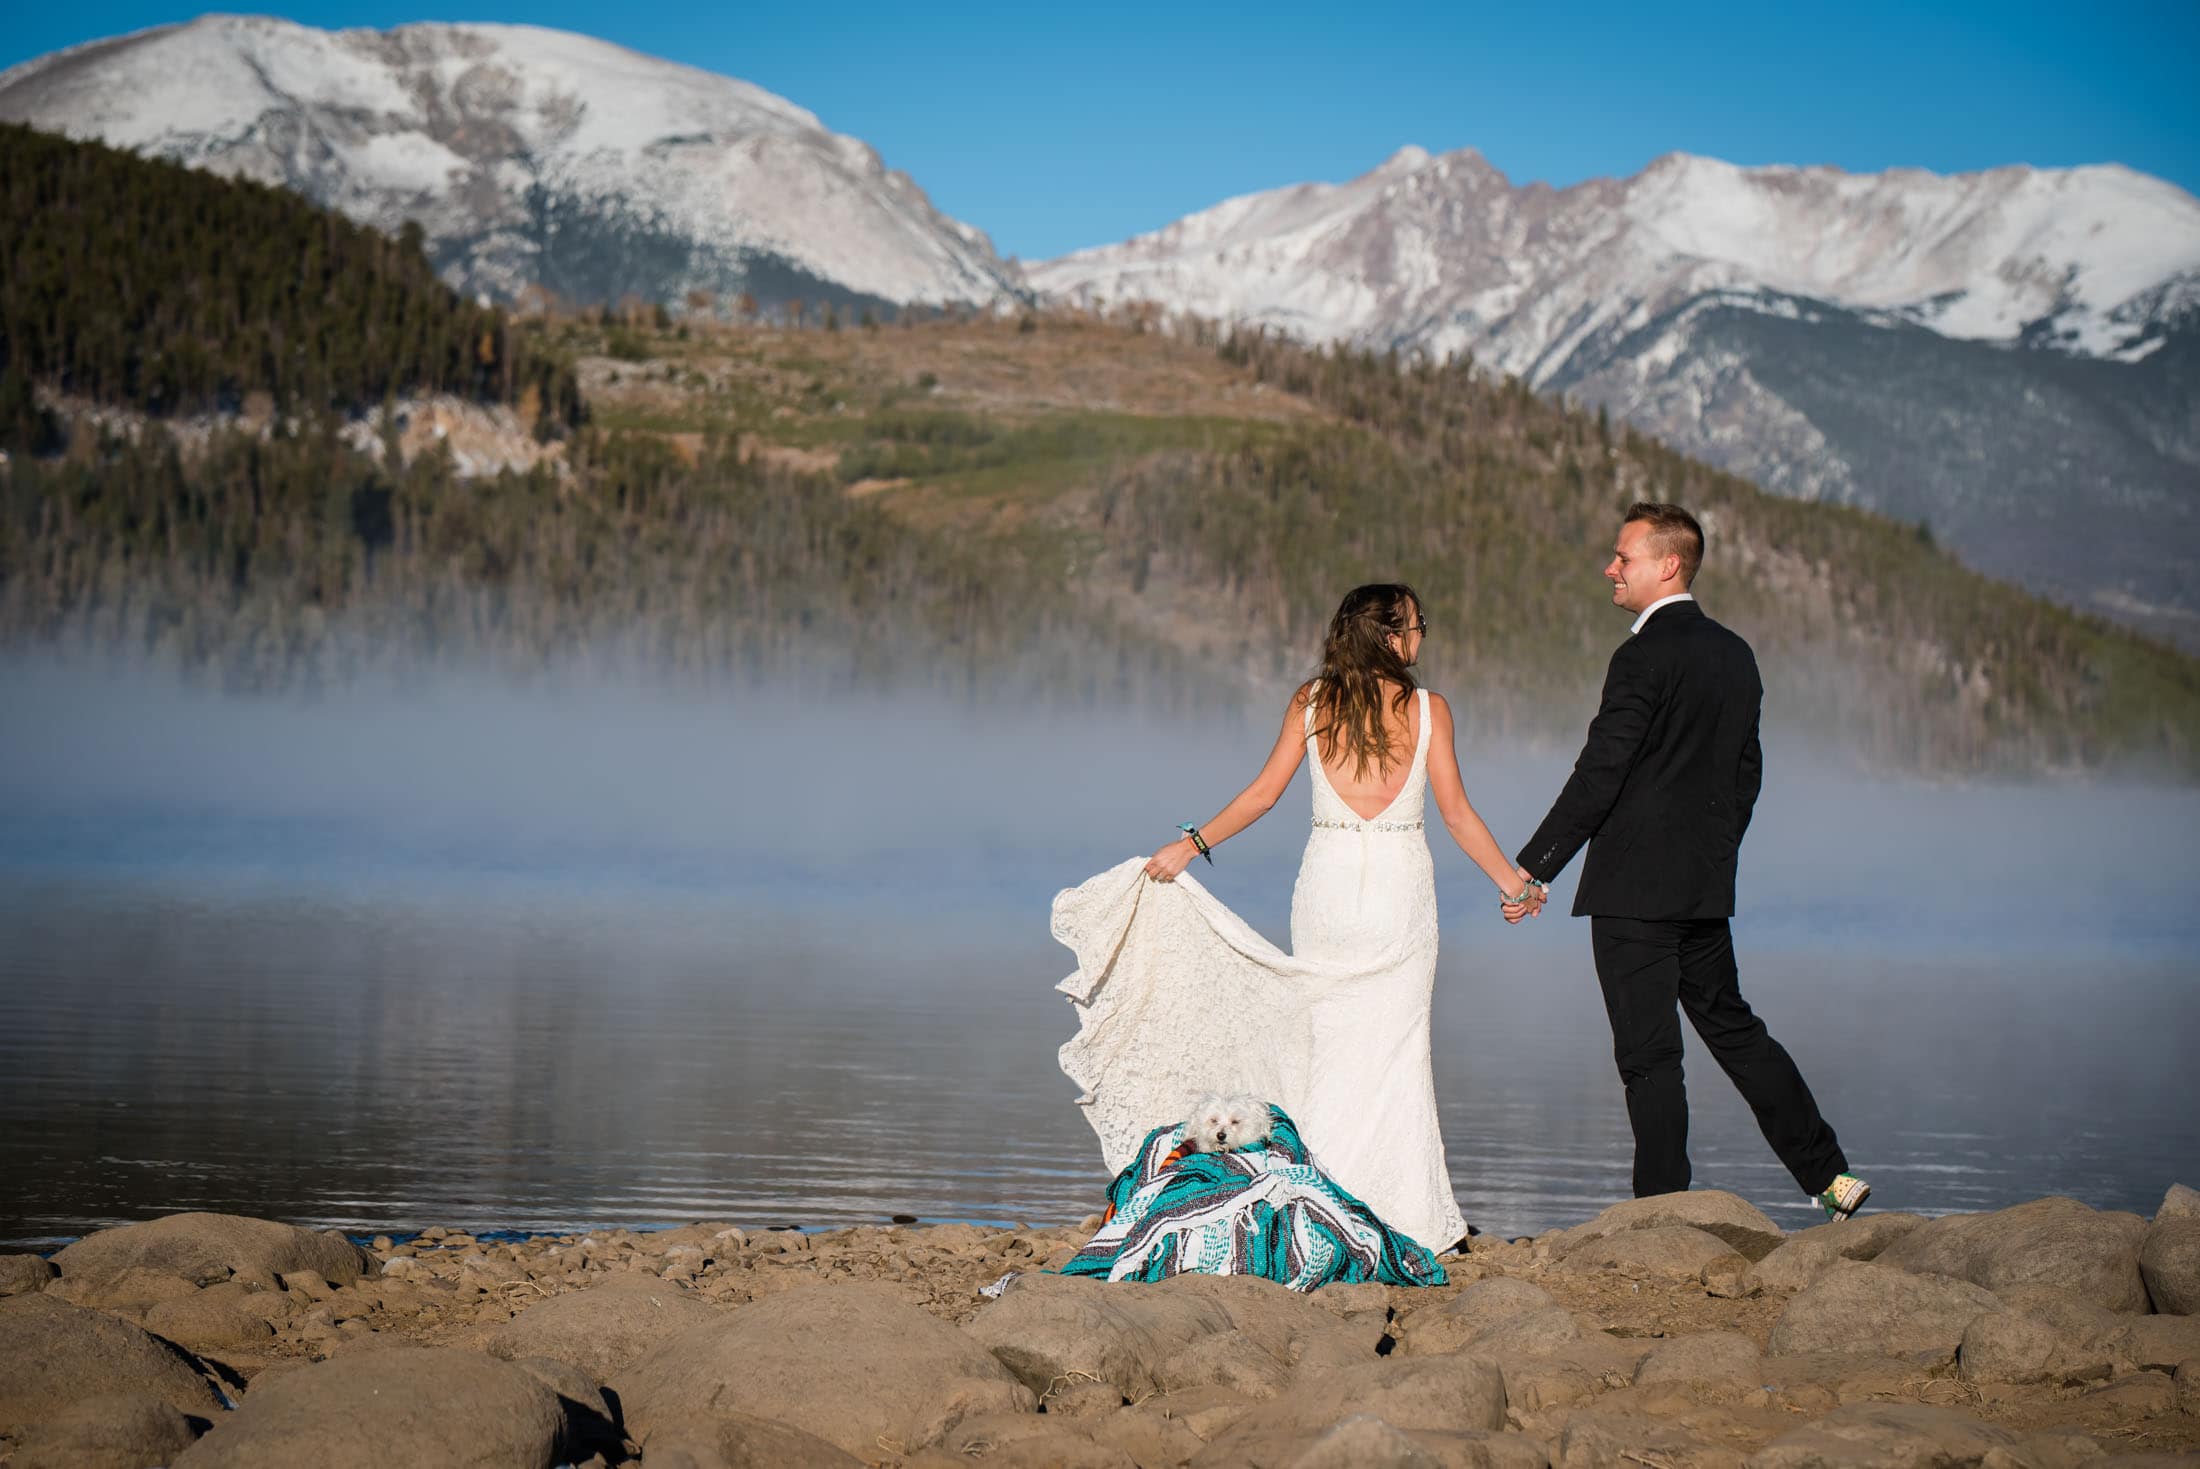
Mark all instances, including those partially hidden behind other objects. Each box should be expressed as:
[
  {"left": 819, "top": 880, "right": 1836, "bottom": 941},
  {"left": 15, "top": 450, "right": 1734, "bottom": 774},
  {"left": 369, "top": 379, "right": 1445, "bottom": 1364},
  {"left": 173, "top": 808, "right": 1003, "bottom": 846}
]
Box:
[{"left": 1057, "top": 1105, "right": 1446, "bottom": 1292}]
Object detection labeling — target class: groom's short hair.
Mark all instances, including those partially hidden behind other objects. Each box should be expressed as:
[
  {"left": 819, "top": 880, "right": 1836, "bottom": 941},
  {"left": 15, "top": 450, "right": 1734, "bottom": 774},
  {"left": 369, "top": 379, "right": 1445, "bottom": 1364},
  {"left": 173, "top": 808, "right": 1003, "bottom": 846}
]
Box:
[{"left": 1625, "top": 502, "right": 1704, "bottom": 586}]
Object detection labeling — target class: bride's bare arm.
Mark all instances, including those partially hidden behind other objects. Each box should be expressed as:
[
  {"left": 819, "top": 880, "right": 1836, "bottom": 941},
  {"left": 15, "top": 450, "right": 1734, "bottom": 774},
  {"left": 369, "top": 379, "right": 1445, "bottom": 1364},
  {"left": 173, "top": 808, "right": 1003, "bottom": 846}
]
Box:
[
  {"left": 1145, "top": 690, "right": 1312, "bottom": 882},
  {"left": 1426, "top": 694, "right": 1534, "bottom": 901}
]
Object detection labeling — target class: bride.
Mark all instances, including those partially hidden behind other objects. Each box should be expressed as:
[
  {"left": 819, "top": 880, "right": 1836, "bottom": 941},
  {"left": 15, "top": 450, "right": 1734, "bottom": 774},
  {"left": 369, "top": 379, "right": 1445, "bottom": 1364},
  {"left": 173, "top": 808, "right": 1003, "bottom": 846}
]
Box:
[{"left": 1052, "top": 583, "right": 1540, "bottom": 1253}]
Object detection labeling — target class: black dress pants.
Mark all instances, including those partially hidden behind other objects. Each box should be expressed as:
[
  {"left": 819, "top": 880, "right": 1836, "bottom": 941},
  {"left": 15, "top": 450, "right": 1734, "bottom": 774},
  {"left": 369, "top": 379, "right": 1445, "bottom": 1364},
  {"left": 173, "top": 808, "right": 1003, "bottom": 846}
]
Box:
[{"left": 1590, "top": 916, "right": 1847, "bottom": 1199}]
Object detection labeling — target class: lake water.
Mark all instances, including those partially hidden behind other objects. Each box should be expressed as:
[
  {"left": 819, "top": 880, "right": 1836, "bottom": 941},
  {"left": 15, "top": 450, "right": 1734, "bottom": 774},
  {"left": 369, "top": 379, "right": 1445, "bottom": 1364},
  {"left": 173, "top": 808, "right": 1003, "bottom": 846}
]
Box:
[{"left": 3, "top": 669, "right": 2196, "bottom": 1249}]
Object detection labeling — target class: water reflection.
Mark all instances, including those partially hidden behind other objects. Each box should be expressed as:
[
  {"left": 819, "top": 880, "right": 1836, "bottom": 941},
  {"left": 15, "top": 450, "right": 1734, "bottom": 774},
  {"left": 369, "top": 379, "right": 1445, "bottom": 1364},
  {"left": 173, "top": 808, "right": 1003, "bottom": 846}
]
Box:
[{"left": 1, "top": 875, "right": 2192, "bottom": 1248}]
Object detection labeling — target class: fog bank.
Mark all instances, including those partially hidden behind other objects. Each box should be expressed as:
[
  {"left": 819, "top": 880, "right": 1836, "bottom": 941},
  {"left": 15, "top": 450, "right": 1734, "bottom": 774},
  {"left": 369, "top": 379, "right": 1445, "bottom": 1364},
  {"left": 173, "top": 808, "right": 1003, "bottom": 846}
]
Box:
[{"left": 4, "top": 656, "right": 2196, "bottom": 961}]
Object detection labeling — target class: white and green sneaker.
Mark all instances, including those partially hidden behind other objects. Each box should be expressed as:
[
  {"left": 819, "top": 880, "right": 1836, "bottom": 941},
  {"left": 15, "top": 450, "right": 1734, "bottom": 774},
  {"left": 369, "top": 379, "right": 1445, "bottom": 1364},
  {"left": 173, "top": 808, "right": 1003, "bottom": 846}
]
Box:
[{"left": 1818, "top": 1173, "right": 1871, "bottom": 1221}]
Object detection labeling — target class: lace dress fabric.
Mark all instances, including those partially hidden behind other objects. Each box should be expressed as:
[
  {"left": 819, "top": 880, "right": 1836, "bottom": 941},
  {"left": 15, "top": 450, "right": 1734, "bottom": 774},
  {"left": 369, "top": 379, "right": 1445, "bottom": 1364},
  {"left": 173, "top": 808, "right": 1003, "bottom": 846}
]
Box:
[{"left": 1053, "top": 687, "right": 1467, "bottom": 1252}]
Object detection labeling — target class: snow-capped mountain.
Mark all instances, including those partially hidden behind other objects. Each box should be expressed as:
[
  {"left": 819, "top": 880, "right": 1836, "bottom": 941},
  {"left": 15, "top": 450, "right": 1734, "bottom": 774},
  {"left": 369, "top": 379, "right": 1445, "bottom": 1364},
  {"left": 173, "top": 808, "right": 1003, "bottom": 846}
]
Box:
[
  {"left": 0, "top": 15, "right": 1020, "bottom": 311},
  {"left": 1035, "top": 149, "right": 2200, "bottom": 645},
  {"left": 1035, "top": 147, "right": 2200, "bottom": 368}
]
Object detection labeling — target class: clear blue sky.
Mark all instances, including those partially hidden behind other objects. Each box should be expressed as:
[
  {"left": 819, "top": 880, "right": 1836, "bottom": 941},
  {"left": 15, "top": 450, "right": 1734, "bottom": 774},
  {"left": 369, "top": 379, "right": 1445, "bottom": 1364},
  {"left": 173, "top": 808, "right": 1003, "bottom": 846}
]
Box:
[{"left": 6, "top": 1, "right": 2197, "bottom": 261}]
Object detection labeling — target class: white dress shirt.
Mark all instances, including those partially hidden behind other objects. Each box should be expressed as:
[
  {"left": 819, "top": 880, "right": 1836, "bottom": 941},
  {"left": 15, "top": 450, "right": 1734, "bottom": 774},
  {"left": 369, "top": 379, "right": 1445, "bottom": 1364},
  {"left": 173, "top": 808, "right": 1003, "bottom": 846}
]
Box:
[{"left": 1630, "top": 591, "right": 1695, "bottom": 635}]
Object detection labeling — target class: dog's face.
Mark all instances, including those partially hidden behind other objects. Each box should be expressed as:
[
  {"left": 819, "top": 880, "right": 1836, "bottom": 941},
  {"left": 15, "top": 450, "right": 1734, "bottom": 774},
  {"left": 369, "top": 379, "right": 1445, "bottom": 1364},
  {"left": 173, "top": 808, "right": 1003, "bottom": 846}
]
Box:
[{"left": 1186, "top": 1094, "right": 1272, "bottom": 1153}]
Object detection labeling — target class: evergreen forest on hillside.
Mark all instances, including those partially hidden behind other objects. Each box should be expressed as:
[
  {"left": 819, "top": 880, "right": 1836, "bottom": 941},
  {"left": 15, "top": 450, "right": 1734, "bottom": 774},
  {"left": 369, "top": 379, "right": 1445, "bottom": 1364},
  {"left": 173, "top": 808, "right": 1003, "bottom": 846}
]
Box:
[
  {"left": 1, "top": 122, "right": 2195, "bottom": 776},
  {"left": 0, "top": 123, "right": 582, "bottom": 446}
]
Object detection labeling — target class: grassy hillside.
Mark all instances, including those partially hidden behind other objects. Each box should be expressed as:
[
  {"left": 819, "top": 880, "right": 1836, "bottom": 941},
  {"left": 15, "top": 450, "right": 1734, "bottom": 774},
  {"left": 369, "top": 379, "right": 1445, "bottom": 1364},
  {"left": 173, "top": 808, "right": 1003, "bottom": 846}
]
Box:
[
  {"left": 546, "top": 311, "right": 2199, "bottom": 773},
  {"left": 6, "top": 304, "right": 2193, "bottom": 775}
]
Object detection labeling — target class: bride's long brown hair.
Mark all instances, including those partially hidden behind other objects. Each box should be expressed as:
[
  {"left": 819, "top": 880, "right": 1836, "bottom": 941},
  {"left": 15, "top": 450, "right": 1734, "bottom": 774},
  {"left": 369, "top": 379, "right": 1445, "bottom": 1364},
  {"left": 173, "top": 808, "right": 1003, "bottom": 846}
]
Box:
[{"left": 1302, "top": 583, "right": 1422, "bottom": 780}]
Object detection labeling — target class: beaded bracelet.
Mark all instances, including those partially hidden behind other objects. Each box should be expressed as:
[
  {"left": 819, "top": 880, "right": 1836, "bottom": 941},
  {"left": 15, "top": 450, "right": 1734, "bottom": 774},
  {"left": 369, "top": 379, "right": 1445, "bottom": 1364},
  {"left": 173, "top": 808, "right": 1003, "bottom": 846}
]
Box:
[{"left": 1176, "top": 823, "right": 1214, "bottom": 864}]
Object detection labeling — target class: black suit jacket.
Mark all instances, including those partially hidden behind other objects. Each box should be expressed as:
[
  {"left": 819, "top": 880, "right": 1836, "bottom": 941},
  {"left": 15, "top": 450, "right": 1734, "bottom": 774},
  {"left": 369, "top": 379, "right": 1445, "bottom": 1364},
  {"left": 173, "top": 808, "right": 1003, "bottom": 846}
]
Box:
[{"left": 1517, "top": 600, "right": 1763, "bottom": 919}]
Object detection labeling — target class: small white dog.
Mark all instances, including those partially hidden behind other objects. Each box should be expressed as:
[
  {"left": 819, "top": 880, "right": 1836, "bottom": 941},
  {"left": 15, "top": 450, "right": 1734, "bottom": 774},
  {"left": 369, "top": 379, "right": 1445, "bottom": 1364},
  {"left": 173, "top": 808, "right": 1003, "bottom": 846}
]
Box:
[{"left": 1184, "top": 1094, "right": 1273, "bottom": 1154}]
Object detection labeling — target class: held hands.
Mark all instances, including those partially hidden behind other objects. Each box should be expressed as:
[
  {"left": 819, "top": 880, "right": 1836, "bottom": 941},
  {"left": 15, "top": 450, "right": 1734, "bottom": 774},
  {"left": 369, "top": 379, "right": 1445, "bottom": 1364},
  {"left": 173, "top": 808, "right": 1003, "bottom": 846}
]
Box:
[
  {"left": 1145, "top": 837, "right": 1199, "bottom": 884},
  {"left": 1499, "top": 866, "right": 1549, "bottom": 925}
]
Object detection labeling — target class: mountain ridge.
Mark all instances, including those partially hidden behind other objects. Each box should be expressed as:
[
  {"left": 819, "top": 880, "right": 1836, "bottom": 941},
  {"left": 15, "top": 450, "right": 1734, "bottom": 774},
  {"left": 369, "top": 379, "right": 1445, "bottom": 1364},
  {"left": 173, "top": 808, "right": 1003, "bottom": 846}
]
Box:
[
  {"left": 1032, "top": 145, "right": 2200, "bottom": 646},
  {"left": 0, "top": 14, "right": 1020, "bottom": 312},
  {"left": 1034, "top": 144, "right": 2200, "bottom": 363}
]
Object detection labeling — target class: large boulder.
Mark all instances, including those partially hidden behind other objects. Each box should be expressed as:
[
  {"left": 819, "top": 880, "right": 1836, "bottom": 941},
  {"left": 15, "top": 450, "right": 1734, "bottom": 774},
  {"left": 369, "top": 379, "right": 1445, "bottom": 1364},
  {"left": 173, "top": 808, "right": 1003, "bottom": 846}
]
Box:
[
  {"left": 1395, "top": 1277, "right": 1565, "bottom": 1357},
  {"left": 2157, "top": 1184, "right": 2200, "bottom": 1221},
  {"left": 1189, "top": 1356, "right": 1510, "bottom": 1465},
  {"left": 48, "top": 1266, "right": 201, "bottom": 1315},
  {"left": 920, "top": 1411, "right": 1141, "bottom": 1469},
  {"left": 611, "top": 1282, "right": 1034, "bottom": 1459},
  {"left": 1073, "top": 1406, "right": 1206, "bottom": 1468},
  {"left": 1757, "top": 1352, "right": 1923, "bottom": 1413},
  {"left": 1553, "top": 1191, "right": 1785, "bottom": 1262},
  {"left": 1280, "top": 1416, "right": 1436, "bottom": 1469},
  {"left": 1153, "top": 1330, "right": 1292, "bottom": 1399},
  {"left": 0, "top": 1293, "right": 223, "bottom": 1433},
  {"left": 1469, "top": 1307, "right": 1587, "bottom": 1361},
  {"left": 633, "top": 1407, "right": 864, "bottom": 1468},
  {"left": 1746, "top": 1213, "right": 1927, "bottom": 1294},
  {"left": 1554, "top": 1407, "right": 1744, "bottom": 1469},
  {"left": 1543, "top": 1333, "right": 1653, "bottom": 1384},
  {"left": 2080, "top": 1370, "right": 2177, "bottom": 1414},
  {"left": 0, "top": 1254, "right": 56, "bottom": 1297},
  {"left": 1416, "top": 1277, "right": 1559, "bottom": 1334},
  {"left": 1559, "top": 1225, "right": 1745, "bottom": 1280},
  {"left": 1496, "top": 1357, "right": 1602, "bottom": 1416},
  {"left": 1766, "top": 1260, "right": 2002, "bottom": 1367},
  {"left": 1873, "top": 1197, "right": 2149, "bottom": 1314},
  {"left": 1991, "top": 1283, "right": 2126, "bottom": 1342},
  {"left": 1108, "top": 1273, "right": 1375, "bottom": 1367},
  {"left": 144, "top": 1288, "right": 279, "bottom": 1354},
  {"left": 170, "top": 1347, "right": 562, "bottom": 1468},
  {"left": 7, "top": 1391, "right": 201, "bottom": 1469},
  {"left": 1283, "top": 1355, "right": 1508, "bottom": 1435},
  {"left": 1632, "top": 1331, "right": 1763, "bottom": 1392},
  {"left": 1957, "top": 1310, "right": 2113, "bottom": 1386},
  {"left": 966, "top": 1272, "right": 1363, "bottom": 1400},
  {"left": 2139, "top": 1218, "right": 2200, "bottom": 1314},
  {"left": 53, "top": 1213, "right": 369, "bottom": 1292},
  {"left": 483, "top": 1273, "right": 722, "bottom": 1380},
  {"left": 2104, "top": 1313, "right": 2200, "bottom": 1373},
  {"left": 1748, "top": 1401, "right": 2019, "bottom": 1467}
]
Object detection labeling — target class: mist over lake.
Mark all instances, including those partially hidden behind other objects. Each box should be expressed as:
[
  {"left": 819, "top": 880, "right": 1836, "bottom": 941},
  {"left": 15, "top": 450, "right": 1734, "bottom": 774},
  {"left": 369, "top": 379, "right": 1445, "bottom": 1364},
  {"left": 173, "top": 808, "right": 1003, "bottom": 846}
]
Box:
[{"left": 2, "top": 660, "right": 2195, "bottom": 1249}]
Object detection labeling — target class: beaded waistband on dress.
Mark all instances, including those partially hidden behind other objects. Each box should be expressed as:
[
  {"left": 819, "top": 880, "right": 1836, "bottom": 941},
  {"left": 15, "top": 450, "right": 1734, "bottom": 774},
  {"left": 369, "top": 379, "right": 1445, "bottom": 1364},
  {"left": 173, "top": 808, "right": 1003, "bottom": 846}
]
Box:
[{"left": 1312, "top": 817, "right": 1424, "bottom": 832}]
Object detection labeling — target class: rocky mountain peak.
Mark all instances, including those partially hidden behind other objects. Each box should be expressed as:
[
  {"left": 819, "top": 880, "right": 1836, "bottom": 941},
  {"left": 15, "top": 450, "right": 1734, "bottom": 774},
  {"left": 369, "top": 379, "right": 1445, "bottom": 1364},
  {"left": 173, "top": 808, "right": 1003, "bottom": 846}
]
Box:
[{"left": 0, "top": 15, "right": 1021, "bottom": 312}]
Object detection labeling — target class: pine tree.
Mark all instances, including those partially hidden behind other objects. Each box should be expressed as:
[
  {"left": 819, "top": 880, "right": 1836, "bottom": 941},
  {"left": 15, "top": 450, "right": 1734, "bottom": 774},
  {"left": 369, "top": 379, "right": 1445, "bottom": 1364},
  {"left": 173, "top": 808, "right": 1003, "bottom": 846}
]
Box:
[{"left": 0, "top": 357, "right": 56, "bottom": 454}]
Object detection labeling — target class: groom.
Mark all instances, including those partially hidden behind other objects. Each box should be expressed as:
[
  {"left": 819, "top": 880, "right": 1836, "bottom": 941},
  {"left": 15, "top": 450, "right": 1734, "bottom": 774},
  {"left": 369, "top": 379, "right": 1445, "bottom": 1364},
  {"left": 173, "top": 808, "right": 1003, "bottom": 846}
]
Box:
[{"left": 1513, "top": 502, "right": 1868, "bottom": 1219}]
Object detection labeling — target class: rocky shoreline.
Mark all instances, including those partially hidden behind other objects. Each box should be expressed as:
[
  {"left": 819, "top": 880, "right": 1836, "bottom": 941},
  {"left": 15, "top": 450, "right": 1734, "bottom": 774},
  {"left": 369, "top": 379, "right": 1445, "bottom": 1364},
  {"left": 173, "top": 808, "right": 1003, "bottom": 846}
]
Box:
[{"left": 2, "top": 1188, "right": 2196, "bottom": 1467}]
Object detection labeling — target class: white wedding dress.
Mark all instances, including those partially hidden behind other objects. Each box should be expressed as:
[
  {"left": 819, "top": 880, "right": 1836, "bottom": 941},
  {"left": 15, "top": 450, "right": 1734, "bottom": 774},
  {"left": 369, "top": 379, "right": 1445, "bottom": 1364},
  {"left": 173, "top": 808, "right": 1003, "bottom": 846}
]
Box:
[{"left": 1053, "top": 687, "right": 1468, "bottom": 1252}]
